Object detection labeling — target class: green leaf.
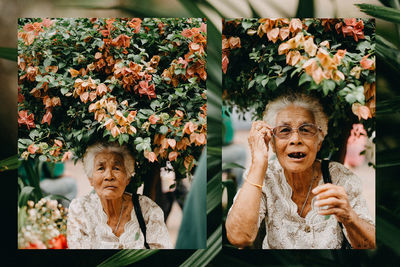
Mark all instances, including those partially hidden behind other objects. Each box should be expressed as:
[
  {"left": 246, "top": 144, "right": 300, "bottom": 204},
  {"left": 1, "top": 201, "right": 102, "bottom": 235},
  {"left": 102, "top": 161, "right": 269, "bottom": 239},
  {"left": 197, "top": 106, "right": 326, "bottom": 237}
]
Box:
[
  {"left": 322, "top": 80, "right": 336, "bottom": 95},
  {"left": 18, "top": 186, "right": 35, "bottom": 207},
  {"left": 357, "top": 4, "right": 400, "bottom": 24},
  {"left": 242, "top": 20, "right": 253, "bottom": 30},
  {"left": 159, "top": 125, "right": 168, "bottom": 135},
  {"left": 39, "top": 155, "right": 48, "bottom": 161},
  {"left": 222, "top": 162, "right": 245, "bottom": 171},
  {"left": 179, "top": 227, "right": 222, "bottom": 267},
  {"left": 248, "top": 79, "right": 255, "bottom": 89},
  {"left": 0, "top": 154, "right": 20, "bottom": 172},
  {"left": 0, "top": 47, "right": 17, "bottom": 61},
  {"left": 97, "top": 250, "right": 159, "bottom": 267},
  {"left": 299, "top": 73, "right": 312, "bottom": 86},
  {"left": 275, "top": 74, "right": 287, "bottom": 87}
]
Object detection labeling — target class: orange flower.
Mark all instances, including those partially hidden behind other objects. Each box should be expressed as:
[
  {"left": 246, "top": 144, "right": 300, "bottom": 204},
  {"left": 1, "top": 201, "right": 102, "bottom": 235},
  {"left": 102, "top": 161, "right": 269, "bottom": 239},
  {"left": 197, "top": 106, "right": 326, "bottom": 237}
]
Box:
[
  {"left": 228, "top": 37, "right": 241, "bottom": 49},
  {"left": 177, "top": 137, "right": 190, "bottom": 150},
  {"left": 360, "top": 55, "right": 375, "bottom": 70},
  {"left": 61, "top": 151, "right": 73, "bottom": 162},
  {"left": 41, "top": 110, "right": 52, "bottom": 125},
  {"left": 149, "top": 114, "right": 160, "bottom": 124},
  {"left": 222, "top": 36, "right": 229, "bottom": 50},
  {"left": 111, "top": 34, "right": 131, "bottom": 49},
  {"left": 69, "top": 68, "right": 80, "bottom": 78},
  {"left": 28, "top": 144, "right": 38, "bottom": 154},
  {"left": 138, "top": 81, "right": 156, "bottom": 99},
  {"left": 41, "top": 18, "right": 54, "bottom": 28},
  {"left": 302, "top": 58, "right": 318, "bottom": 75},
  {"left": 144, "top": 151, "right": 157, "bottom": 162},
  {"left": 289, "top": 19, "right": 302, "bottom": 34},
  {"left": 111, "top": 126, "right": 120, "bottom": 137},
  {"left": 96, "top": 83, "right": 108, "bottom": 97},
  {"left": 80, "top": 91, "right": 89, "bottom": 103},
  {"left": 266, "top": 28, "right": 280, "bottom": 43},
  {"left": 48, "top": 234, "right": 68, "bottom": 249},
  {"left": 286, "top": 50, "right": 301, "bottom": 66},
  {"left": 18, "top": 31, "right": 35, "bottom": 45},
  {"left": 149, "top": 55, "right": 161, "bottom": 68},
  {"left": 222, "top": 52, "right": 229, "bottom": 74},
  {"left": 352, "top": 103, "right": 372, "bottom": 120},
  {"left": 45, "top": 66, "right": 58, "bottom": 73},
  {"left": 167, "top": 139, "right": 176, "bottom": 149},
  {"left": 183, "top": 121, "right": 198, "bottom": 135},
  {"left": 127, "top": 18, "right": 142, "bottom": 34},
  {"left": 312, "top": 67, "right": 325, "bottom": 85},
  {"left": 184, "top": 155, "right": 194, "bottom": 171},
  {"left": 303, "top": 37, "right": 317, "bottom": 57},
  {"left": 168, "top": 151, "right": 179, "bottom": 162},
  {"left": 115, "top": 110, "right": 128, "bottom": 126},
  {"left": 279, "top": 27, "right": 290, "bottom": 41},
  {"left": 104, "top": 118, "right": 115, "bottom": 130},
  {"left": 341, "top": 18, "right": 365, "bottom": 42},
  {"left": 127, "top": 111, "right": 137, "bottom": 123}
]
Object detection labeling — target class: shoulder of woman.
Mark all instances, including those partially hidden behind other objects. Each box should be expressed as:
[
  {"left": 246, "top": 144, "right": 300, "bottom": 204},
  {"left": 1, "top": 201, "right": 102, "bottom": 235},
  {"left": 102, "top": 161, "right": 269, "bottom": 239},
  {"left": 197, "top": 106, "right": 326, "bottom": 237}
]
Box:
[
  {"left": 328, "top": 161, "right": 362, "bottom": 195},
  {"left": 68, "top": 193, "right": 95, "bottom": 214},
  {"left": 139, "top": 195, "right": 161, "bottom": 212}
]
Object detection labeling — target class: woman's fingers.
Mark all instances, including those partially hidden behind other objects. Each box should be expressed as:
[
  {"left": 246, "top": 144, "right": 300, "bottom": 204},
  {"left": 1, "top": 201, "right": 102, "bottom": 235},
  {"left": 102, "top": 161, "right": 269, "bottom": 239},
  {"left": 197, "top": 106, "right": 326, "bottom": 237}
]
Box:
[
  {"left": 317, "top": 207, "right": 344, "bottom": 216},
  {"left": 312, "top": 184, "right": 346, "bottom": 199},
  {"left": 314, "top": 197, "right": 346, "bottom": 208}
]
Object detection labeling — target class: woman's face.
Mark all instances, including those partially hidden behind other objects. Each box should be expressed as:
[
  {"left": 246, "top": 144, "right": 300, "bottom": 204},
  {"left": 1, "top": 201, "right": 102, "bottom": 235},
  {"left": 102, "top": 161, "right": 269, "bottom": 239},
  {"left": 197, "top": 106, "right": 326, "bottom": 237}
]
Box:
[
  {"left": 89, "top": 152, "right": 130, "bottom": 200},
  {"left": 271, "top": 105, "right": 321, "bottom": 174}
]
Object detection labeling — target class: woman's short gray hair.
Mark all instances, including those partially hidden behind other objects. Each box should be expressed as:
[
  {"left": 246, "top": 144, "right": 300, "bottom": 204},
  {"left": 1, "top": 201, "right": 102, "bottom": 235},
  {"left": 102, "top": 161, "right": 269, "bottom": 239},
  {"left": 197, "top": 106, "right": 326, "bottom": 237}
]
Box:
[
  {"left": 262, "top": 93, "right": 328, "bottom": 141},
  {"left": 82, "top": 142, "right": 135, "bottom": 178}
]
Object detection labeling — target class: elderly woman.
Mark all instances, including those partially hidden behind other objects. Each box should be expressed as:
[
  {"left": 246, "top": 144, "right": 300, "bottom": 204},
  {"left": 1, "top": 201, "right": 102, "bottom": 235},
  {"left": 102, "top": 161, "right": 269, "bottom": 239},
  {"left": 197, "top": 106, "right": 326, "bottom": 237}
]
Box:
[
  {"left": 67, "top": 142, "right": 172, "bottom": 249},
  {"left": 225, "top": 93, "right": 375, "bottom": 249}
]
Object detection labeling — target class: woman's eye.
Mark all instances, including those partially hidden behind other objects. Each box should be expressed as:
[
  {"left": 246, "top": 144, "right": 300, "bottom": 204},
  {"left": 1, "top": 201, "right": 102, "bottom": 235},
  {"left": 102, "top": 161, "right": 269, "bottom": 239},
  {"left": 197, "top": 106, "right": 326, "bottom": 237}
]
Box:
[
  {"left": 280, "top": 127, "right": 291, "bottom": 133},
  {"left": 97, "top": 166, "right": 104, "bottom": 170}
]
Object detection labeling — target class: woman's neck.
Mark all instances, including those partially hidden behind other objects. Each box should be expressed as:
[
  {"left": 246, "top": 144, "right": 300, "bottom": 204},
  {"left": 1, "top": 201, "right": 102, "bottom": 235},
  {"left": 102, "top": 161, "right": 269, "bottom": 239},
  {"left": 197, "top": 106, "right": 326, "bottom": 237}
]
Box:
[
  {"left": 100, "top": 193, "right": 125, "bottom": 219},
  {"left": 284, "top": 163, "right": 316, "bottom": 194}
]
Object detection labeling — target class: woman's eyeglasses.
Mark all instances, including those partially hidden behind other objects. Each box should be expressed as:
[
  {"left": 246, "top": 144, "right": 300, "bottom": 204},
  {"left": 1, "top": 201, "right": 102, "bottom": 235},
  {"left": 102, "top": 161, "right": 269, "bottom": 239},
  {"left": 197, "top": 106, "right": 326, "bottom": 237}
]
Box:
[{"left": 272, "top": 124, "right": 321, "bottom": 139}]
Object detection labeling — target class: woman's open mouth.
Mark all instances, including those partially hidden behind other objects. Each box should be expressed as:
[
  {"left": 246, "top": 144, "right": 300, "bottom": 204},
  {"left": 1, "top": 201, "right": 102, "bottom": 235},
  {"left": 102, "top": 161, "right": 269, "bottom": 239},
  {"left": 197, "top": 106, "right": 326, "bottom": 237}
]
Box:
[{"left": 288, "top": 152, "right": 307, "bottom": 160}]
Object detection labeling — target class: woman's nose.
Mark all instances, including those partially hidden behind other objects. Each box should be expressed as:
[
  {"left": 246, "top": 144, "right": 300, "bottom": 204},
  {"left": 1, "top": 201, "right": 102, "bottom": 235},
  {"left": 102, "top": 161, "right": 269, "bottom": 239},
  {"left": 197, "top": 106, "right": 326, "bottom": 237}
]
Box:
[
  {"left": 104, "top": 168, "right": 115, "bottom": 180},
  {"left": 289, "top": 130, "right": 303, "bottom": 144}
]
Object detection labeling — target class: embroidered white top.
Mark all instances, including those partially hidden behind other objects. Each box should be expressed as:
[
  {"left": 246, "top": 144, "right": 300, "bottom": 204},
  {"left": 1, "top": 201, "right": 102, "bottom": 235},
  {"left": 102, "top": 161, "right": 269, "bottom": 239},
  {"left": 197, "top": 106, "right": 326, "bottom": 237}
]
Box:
[
  {"left": 67, "top": 192, "right": 173, "bottom": 249},
  {"left": 232, "top": 159, "right": 374, "bottom": 249}
]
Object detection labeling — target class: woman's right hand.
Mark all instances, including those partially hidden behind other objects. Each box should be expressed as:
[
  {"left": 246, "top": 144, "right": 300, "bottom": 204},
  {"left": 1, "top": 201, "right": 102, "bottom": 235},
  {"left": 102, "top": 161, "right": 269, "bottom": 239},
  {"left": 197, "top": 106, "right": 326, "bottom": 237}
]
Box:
[{"left": 248, "top": 121, "right": 272, "bottom": 168}]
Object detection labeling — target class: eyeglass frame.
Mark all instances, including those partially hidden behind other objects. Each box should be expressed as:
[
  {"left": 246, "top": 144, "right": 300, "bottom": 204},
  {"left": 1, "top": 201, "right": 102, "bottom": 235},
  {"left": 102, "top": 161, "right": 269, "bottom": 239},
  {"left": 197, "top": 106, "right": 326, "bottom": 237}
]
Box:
[{"left": 272, "top": 123, "right": 322, "bottom": 139}]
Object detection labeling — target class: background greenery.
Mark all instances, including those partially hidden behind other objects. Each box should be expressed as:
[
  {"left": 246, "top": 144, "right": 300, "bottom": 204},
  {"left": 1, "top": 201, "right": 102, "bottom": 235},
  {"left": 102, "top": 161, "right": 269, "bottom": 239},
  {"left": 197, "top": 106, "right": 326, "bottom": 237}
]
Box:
[{"left": 1, "top": 0, "right": 399, "bottom": 266}]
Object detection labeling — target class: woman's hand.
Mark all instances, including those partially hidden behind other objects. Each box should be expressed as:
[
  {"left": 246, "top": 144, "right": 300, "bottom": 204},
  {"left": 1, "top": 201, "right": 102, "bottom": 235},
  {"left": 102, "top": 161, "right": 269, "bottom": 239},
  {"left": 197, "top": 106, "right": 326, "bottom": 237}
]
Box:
[
  {"left": 312, "top": 183, "right": 356, "bottom": 224},
  {"left": 248, "top": 121, "right": 272, "bottom": 169},
  {"left": 312, "top": 183, "right": 376, "bottom": 249}
]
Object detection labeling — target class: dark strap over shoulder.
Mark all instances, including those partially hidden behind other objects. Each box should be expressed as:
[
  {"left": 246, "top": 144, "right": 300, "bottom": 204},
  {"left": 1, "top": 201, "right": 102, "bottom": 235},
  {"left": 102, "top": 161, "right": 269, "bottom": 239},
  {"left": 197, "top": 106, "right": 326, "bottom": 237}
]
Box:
[
  {"left": 321, "top": 159, "right": 332, "bottom": 184},
  {"left": 321, "top": 159, "right": 352, "bottom": 249},
  {"left": 132, "top": 193, "right": 150, "bottom": 249}
]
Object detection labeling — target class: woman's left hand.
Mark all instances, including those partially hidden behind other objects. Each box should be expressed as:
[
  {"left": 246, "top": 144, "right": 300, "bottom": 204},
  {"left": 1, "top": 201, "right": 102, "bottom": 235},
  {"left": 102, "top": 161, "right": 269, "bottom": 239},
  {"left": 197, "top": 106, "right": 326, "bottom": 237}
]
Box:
[{"left": 312, "top": 184, "right": 356, "bottom": 225}]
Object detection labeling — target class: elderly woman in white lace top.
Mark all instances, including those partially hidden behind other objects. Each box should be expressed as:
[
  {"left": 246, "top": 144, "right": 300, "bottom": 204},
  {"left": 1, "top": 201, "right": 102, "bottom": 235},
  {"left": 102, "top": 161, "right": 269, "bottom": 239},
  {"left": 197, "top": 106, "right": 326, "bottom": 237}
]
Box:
[
  {"left": 67, "top": 143, "right": 172, "bottom": 249},
  {"left": 226, "top": 93, "right": 375, "bottom": 249}
]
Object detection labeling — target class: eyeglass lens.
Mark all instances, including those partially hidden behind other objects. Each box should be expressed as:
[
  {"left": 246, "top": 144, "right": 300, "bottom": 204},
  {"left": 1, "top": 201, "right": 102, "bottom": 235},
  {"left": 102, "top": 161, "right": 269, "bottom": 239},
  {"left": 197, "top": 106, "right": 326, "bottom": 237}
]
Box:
[{"left": 273, "top": 124, "right": 318, "bottom": 139}]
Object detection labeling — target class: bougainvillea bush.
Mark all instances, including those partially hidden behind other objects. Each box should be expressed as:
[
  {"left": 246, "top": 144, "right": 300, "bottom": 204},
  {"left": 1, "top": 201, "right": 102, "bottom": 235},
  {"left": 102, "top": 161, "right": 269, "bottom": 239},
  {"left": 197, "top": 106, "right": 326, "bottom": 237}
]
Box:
[
  {"left": 18, "top": 18, "right": 207, "bottom": 181},
  {"left": 223, "top": 18, "right": 375, "bottom": 160}
]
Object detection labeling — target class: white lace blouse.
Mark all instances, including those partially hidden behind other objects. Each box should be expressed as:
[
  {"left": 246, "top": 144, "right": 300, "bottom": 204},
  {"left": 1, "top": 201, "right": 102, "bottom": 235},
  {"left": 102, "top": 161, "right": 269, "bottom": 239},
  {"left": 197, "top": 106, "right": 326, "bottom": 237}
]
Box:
[
  {"left": 234, "top": 159, "right": 374, "bottom": 249},
  {"left": 67, "top": 192, "right": 173, "bottom": 249}
]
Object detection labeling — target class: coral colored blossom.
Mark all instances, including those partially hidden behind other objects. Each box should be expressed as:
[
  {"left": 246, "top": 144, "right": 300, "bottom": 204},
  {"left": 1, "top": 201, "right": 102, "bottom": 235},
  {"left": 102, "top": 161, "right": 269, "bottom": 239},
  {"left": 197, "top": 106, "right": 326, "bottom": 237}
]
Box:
[{"left": 18, "top": 110, "right": 36, "bottom": 130}]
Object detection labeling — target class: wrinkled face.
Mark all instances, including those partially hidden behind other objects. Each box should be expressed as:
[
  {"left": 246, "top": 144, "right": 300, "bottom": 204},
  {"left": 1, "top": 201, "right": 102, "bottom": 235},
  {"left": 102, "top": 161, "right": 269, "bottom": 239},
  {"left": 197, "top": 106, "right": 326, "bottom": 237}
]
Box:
[
  {"left": 89, "top": 152, "right": 130, "bottom": 200},
  {"left": 271, "top": 105, "right": 321, "bottom": 174}
]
